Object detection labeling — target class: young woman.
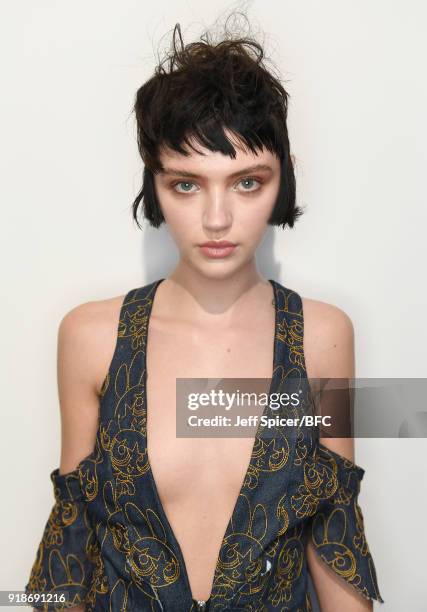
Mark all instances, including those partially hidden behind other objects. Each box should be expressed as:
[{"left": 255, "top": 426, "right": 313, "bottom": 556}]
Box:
[{"left": 25, "top": 22, "right": 384, "bottom": 612}]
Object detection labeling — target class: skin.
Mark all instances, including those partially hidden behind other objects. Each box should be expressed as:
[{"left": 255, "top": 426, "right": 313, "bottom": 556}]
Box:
[{"left": 47, "top": 131, "right": 372, "bottom": 611}]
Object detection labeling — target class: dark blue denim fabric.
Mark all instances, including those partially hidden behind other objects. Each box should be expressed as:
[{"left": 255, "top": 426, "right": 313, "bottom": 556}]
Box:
[{"left": 25, "top": 279, "right": 384, "bottom": 610}]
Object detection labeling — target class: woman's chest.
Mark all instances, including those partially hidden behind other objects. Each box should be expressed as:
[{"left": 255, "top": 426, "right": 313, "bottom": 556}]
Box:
[{"left": 145, "top": 319, "right": 275, "bottom": 498}]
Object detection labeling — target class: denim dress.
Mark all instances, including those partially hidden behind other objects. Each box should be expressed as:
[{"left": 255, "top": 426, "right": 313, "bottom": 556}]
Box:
[{"left": 25, "top": 279, "right": 384, "bottom": 610}]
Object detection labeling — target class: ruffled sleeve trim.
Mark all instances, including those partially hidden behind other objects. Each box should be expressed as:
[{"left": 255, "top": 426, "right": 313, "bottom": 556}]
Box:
[
  {"left": 308, "top": 442, "right": 385, "bottom": 604},
  {"left": 25, "top": 466, "right": 95, "bottom": 610}
]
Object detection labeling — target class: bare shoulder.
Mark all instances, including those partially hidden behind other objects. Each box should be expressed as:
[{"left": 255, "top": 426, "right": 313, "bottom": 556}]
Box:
[
  {"left": 59, "top": 292, "right": 127, "bottom": 397},
  {"left": 301, "top": 296, "right": 354, "bottom": 380},
  {"left": 301, "top": 296, "right": 356, "bottom": 462},
  {"left": 56, "top": 293, "right": 127, "bottom": 474}
]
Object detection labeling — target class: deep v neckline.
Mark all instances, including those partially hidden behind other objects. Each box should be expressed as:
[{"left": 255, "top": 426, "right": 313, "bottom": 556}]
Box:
[{"left": 142, "top": 277, "right": 279, "bottom": 603}]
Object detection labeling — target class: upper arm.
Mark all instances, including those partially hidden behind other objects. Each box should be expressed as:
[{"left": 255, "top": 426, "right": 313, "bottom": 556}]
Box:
[
  {"left": 303, "top": 298, "right": 356, "bottom": 462},
  {"left": 57, "top": 301, "right": 106, "bottom": 475},
  {"left": 27, "top": 296, "right": 125, "bottom": 609},
  {"left": 303, "top": 300, "right": 374, "bottom": 610}
]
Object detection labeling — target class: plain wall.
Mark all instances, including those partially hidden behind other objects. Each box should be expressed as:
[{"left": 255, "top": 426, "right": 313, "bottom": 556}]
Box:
[{"left": 1, "top": 1, "right": 426, "bottom": 610}]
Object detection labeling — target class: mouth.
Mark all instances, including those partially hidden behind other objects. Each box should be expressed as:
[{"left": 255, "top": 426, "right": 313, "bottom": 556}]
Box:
[{"left": 198, "top": 241, "right": 238, "bottom": 259}]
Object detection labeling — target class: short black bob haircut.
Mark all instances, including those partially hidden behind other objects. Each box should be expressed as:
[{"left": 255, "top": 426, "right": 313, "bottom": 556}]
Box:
[{"left": 132, "top": 19, "right": 303, "bottom": 230}]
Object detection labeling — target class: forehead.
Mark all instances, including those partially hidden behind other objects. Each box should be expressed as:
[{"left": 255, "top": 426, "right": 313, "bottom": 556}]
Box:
[{"left": 157, "top": 131, "right": 279, "bottom": 177}]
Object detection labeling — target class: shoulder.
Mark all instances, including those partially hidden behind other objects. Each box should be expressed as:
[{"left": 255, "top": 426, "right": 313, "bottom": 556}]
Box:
[
  {"left": 59, "top": 293, "right": 127, "bottom": 342},
  {"left": 301, "top": 296, "right": 356, "bottom": 462},
  {"left": 300, "top": 296, "right": 354, "bottom": 379},
  {"left": 58, "top": 292, "right": 127, "bottom": 396}
]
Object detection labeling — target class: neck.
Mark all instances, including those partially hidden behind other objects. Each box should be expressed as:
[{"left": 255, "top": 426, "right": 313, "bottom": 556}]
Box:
[{"left": 157, "top": 259, "right": 271, "bottom": 323}]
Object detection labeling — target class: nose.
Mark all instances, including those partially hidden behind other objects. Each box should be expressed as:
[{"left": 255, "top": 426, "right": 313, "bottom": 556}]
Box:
[{"left": 202, "top": 189, "right": 232, "bottom": 234}]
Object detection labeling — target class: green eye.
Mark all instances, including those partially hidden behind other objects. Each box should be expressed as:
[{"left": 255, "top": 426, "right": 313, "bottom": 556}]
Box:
[
  {"left": 238, "top": 177, "right": 261, "bottom": 191},
  {"left": 174, "top": 181, "right": 196, "bottom": 193},
  {"left": 171, "top": 177, "right": 262, "bottom": 194},
  {"left": 241, "top": 178, "right": 256, "bottom": 189}
]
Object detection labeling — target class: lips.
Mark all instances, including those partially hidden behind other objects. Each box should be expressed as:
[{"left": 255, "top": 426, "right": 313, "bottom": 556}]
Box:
[
  {"left": 200, "top": 241, "right": 236, "bottom": 248},
  {"left": 198, "top": 241, "right": 237, "bottom": 259}
]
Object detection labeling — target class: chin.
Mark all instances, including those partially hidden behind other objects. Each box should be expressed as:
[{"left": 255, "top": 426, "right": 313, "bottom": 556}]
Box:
[{"left": 190, "top": 259, "right": 247, "bottom": 281}]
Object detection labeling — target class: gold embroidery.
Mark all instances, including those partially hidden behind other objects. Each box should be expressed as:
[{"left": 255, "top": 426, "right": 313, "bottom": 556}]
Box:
[{"left": 26, "top": 281, "right": 384, "bottom": 609}]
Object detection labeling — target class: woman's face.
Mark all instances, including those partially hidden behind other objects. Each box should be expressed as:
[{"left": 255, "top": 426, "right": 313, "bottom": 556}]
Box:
[{"left": 153, "top": 132, "right": 281, "bottom": 279}]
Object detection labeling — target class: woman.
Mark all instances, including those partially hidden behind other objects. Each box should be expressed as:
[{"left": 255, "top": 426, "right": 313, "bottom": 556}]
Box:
[{"left": 25, "top": 21, "right": 384, "bottom": 611}]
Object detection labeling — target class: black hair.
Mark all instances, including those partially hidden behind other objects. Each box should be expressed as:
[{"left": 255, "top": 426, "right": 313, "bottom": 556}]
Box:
[{"left": 131, "top": 16, "right": 303, "bottom": 230}]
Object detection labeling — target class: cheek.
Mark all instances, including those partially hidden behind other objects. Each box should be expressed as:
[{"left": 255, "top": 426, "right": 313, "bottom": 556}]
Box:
[
  {"left": 238, "top": 193, "right": 276, "bottom": 232},
  {"left": 160, "top": 200, "right": 194, "bottom": 245}
]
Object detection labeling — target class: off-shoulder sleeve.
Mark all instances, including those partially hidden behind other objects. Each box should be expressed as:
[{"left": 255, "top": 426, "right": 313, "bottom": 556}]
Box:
[
  {"left": 25, "top": 466, "right": 95, "bottom": 610},
  {"left": 308, "top": 443, "right": 385, "bottom": 604}
]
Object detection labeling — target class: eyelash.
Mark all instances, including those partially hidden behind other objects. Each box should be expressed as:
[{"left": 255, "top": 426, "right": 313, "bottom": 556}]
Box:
[{"left": 170, "top": 176, "right": 263, "bottom": 195}]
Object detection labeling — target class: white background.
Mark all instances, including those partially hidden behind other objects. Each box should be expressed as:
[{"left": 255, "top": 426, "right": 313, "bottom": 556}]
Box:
[{"left": 1, "top": 1, "right": 426, "bottom": 610}]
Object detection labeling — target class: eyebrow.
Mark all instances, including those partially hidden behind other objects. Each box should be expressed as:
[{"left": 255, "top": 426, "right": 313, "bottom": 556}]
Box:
[{"left": 159, "top": 163, "right": 274, "bottom": 180}]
